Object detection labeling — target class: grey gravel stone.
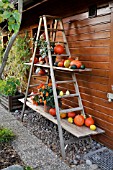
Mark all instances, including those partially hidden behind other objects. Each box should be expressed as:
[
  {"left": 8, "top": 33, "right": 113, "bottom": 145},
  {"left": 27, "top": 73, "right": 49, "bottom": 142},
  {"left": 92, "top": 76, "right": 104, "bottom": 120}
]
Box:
[
  {"left": 2, "top": 165, "right": 23, "bottom": 170},
  {"left": 86, "top": 159, "right": 92, "bottom": 165},
  {"left": 89, "top": 164, "right": 98, "bottom": 170}
]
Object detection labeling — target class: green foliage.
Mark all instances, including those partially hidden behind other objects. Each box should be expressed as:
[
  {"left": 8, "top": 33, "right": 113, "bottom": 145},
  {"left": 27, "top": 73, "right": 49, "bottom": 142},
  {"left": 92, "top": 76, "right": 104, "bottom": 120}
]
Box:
[
  {"left": 0, "top": 0, "right": 20, "bottom": 33},
  {"left": 0, "top": 127, "right": 15, "bottom": 143},
  {"left": 33, "top": 84, "right": 61, "bottom": 108},
  {"left": 24, "top": 166, "right": 33, "bottom": 170},
  {"left": 4, "top": 31, "right": 31, "bottom": 92},
  {"left": 0, "top": 76, "right": 20, "bottom": 96}
]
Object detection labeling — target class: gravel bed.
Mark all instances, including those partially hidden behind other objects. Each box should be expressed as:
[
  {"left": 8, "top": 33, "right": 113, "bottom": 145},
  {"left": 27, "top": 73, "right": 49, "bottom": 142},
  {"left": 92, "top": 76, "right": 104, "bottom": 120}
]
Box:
[
  {"left": 0, "top": 142, "right": 24, "bottom": 169},
  {"left": 13, "top": 109, "right": 103, "bottom": 168}
]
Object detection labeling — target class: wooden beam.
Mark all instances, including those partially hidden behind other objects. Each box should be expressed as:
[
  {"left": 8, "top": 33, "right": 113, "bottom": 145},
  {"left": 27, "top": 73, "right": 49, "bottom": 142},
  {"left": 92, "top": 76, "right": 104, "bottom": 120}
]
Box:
[{"left": 23, "top": 0, "right": 49, "bottom": 12}]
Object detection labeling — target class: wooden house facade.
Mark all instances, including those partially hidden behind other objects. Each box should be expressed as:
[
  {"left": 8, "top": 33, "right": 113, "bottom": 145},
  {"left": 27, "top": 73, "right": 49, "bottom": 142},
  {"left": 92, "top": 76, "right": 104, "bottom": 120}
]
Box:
[{"left": 20, "top": 0, "right": 113, "bottom": 149}]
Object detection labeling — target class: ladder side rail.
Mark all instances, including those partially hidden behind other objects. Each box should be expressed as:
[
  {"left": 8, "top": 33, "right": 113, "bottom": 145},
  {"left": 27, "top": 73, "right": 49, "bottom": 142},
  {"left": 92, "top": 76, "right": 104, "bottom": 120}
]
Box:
[
  {"left": 52, "top": 19, "right": 58, "bottom": 42},
  {"left": 43, "top": 16, "right": 66, "bottom": 159},
  {"left": 59, "top": 20, "right": 71, "bottom": 56},
  {"left": 72, "top": 73, "right": 85, "bottom": 116},
  {"left": 21, "top": 17, "right": 43, "bottom": 121}
]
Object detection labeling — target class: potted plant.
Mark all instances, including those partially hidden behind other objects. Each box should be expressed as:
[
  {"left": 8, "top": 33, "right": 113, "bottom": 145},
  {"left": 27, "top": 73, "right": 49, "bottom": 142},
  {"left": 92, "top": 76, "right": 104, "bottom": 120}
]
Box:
[
  {"left": 32, "top": 83, "right": 61, "bottom": 112},
  {"left": 0, "top": 77, "right": 24, "bottom": 111}
]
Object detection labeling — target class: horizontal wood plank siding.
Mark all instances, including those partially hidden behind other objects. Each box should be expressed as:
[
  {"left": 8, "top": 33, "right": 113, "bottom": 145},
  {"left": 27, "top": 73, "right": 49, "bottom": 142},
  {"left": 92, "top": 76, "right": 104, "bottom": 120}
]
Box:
[{"left": 57, "top": 4, "right": 113, "bottom": 149}]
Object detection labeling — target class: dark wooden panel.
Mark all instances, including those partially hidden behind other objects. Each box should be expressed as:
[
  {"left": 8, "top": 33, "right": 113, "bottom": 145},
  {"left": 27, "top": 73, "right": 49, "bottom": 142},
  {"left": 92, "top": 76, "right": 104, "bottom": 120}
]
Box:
[
  {"left": 78, "top": 55, "right": 109, "bottom": 62},
  {"left": 70, "top": 47, "right": 109, "bottom": 55},
  {"left": 81, "top": 93, "right": 113, "bottom": 109},
  {"left": 67, "top": 31, "right": 110, "bottom": 41},
  {"left": 79, "top": 86, "right": 107, "bottom": 99},
  {"left": 68, "top": 39, "right": 110, "bottom": 48},
  {"left": 83, "top": 101, "right": 113, "bottom": 118},
  {"left": 65, "top": 23, "right": 110, "bottom": 35},
  {"left": 63, "top": 14, "right": 111, "bottom": 28},
  {"left": 93, "top": 134, "right": 113, "bottom": 150},
  {"left": 109, "top": 12, "right": 113, "bottom": 90}
]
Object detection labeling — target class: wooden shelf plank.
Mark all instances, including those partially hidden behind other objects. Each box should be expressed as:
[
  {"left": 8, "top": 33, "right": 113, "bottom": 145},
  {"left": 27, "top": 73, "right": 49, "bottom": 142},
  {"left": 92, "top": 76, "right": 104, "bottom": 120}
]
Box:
[
  {"left": 19, "top": 98, "right": 105, "bottom": 138},
  {"left": 24, "top": 63, "right": 92, "bottom": 72}
]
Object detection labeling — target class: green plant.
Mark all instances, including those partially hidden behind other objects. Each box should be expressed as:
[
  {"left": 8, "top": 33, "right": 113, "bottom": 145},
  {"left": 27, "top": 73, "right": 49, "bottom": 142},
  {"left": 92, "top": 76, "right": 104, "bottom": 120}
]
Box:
[
  {"left": 0, "top": 76, "right": 20, "bottom": 96},
  {"left": 24, "top": 166, "right": 33, "bottom": 170},
  {"left": 0, "top": 127, "right": 15, "bottom": 143},
  {"left": 0, "top": 0, "right": 20, "bottom": 33},
  {"left": 33, "top": 83, "right": 61, "bottom": 108},
  {"left": 3, "top": 31, "right": 30, "bottom": 92}
]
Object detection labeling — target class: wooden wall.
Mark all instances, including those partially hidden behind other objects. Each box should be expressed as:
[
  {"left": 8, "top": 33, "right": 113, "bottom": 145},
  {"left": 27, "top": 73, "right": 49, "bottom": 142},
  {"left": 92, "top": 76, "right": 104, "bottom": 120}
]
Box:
[
  {"left": 54, "top": 3, "right": 113, "bottom": 149},
  {"left": 21, "top": 1, "right": 113, "bottom": 149}
]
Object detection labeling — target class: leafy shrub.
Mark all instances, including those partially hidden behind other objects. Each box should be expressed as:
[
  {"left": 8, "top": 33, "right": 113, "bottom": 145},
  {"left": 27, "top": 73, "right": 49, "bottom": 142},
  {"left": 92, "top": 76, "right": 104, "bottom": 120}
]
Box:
[
  {"left": 0, "top": 127, "right": 15, "bottom": 143},
  {"left": 0, "top": 76, "right": 20, "bottom": 96}
]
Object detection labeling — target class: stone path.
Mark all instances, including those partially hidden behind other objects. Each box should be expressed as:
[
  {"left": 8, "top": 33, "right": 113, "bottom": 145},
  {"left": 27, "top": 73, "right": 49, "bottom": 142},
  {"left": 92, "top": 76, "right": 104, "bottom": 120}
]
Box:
[{"left": 0, "top": 105, "right": 100, "bottom": 170}]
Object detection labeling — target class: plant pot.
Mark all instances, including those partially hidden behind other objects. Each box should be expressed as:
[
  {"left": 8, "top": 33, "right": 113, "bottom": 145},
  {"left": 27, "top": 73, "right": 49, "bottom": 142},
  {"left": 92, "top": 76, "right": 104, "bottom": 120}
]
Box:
[
  {"left": 0, "top": 92, "right": 24, "bottom": 112},
  {"left": 44, "top": 104, "right": 50, "bottom": 113}
]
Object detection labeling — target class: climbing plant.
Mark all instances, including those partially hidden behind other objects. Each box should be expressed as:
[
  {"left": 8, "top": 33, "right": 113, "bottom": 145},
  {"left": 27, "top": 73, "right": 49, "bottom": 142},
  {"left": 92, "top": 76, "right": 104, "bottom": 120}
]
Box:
[
  {"left": 0, "top": 0, "right": 23, "bottom": 79},
  {"left": 0, "top": 0, "right": 20, "bottom": 33},
  {"left": 3, "top": 31, "right": 31, "bottom": 92}
]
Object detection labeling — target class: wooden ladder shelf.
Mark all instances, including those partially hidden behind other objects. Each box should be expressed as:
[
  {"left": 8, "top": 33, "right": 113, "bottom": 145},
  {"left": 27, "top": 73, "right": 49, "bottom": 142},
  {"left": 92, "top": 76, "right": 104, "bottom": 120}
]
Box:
[{"left": 20, "top": 15, "right": 104, "bottom": 159}]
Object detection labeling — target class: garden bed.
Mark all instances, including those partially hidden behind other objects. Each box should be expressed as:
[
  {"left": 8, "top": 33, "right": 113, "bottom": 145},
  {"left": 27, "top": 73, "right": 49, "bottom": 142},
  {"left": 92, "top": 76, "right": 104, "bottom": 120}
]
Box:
[{"left": 0, "top": 142, "right": 24, "bottom": 169}]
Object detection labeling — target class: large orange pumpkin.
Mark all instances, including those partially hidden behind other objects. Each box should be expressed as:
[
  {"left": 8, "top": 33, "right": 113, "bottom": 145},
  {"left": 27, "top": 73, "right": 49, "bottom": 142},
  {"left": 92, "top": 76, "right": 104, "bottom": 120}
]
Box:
[
  {"left": 70, "top": 60, "right": 82, "bottom": 68},
  {"left": 85, "top": 117, "right": 94, "bottom": 127},
  {"left": 49, "top": 108, "right": 56, "bottom": 116},
  {"left": 74, "top": 115, "right": 85, "bottom": 126},
  {"left": 54, "top": 44, "right": 64, "bottom": 54}
]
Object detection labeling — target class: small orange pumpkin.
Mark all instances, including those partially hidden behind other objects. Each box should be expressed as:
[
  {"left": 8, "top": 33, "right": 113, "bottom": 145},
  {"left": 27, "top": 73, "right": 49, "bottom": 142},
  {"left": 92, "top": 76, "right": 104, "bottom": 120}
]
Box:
[
  {"left": 85, "top": 116, "right": 94, "bottom": 127},
  {"left": 68, "top": 112, "right": 76, "bottom": 118},
  {"left": 70, "top": 60, "right": 82, "bottom": 68},
  {"left": 74, "top": 115, "right": 85, "bottom": 126},
  {"left": 49, "top": 108, "right": 56, "bottom": 116},
  {"left": 60, "top": 113, "right": 67, "bottom": 119}
]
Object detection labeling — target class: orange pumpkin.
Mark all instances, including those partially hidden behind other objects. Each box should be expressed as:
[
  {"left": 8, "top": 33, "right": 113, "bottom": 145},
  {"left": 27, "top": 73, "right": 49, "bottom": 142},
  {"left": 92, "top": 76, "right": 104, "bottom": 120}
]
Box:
[
  {"left": 58, "top": 61, "right": 64, "bottom": 67},
  {"left": 54, "top": 44, "right": 64, "bottom": 54},
  {"left": 60, "top": 113, "right": 67, "bottom": 119},
  {"left": 38, "top": 69, "right": 46, "bottom": 75},
  {"left": 85, "top": 116, "right": 94, "bottom": 127},
  {"left": 70, "top": 60, "right": 82, "bottom": 68},
  {"left": 49, "top": 108, "right": 56, "bottom": 116},
  {"left": 68, "top": 57, "right": 74, "bottom": 61},
  {"left": 74, "top": 115, "right": 85, "bottom": 126},
  {"left": 55, "top": 56, "right": 63, "bottom": 62},
  {"left": 68, "top": 112, "right": 76, "bottom": 118},
  {"left": 30, "top": 57, "right": 38, "bottom": 64}
]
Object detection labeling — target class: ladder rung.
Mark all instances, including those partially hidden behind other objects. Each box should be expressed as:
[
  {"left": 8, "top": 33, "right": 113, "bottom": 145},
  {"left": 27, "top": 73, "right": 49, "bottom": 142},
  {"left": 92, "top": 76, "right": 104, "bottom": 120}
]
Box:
[
  {"left": 52, "top": 54, "right": 69, "bottom": 57},
  {"left": 60, "top": 107, "right": 83, "bottom": 113},
  {"left": 50, "top": 41, "right": 67, "bottom": 44},
  {"left": 28, "top": 93, "right": 39, "bottom": 97},
  {"left": 42, "top": 15, "right": 62, "bottom": 19},
  {"left": 56, "top": 80, "right": 75, "bottom": 84},
  {"left": 32, "top": 74, "right": 49, "bottom": 77},
  {"left": 57, "top": 93, "right": 79, "bottom": 99},
  {"left": 48, "top": 28, "right": 64, "bottom": 32},
  {"left": 29, "top": 84, "right": 39, "bottom": 88}
]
